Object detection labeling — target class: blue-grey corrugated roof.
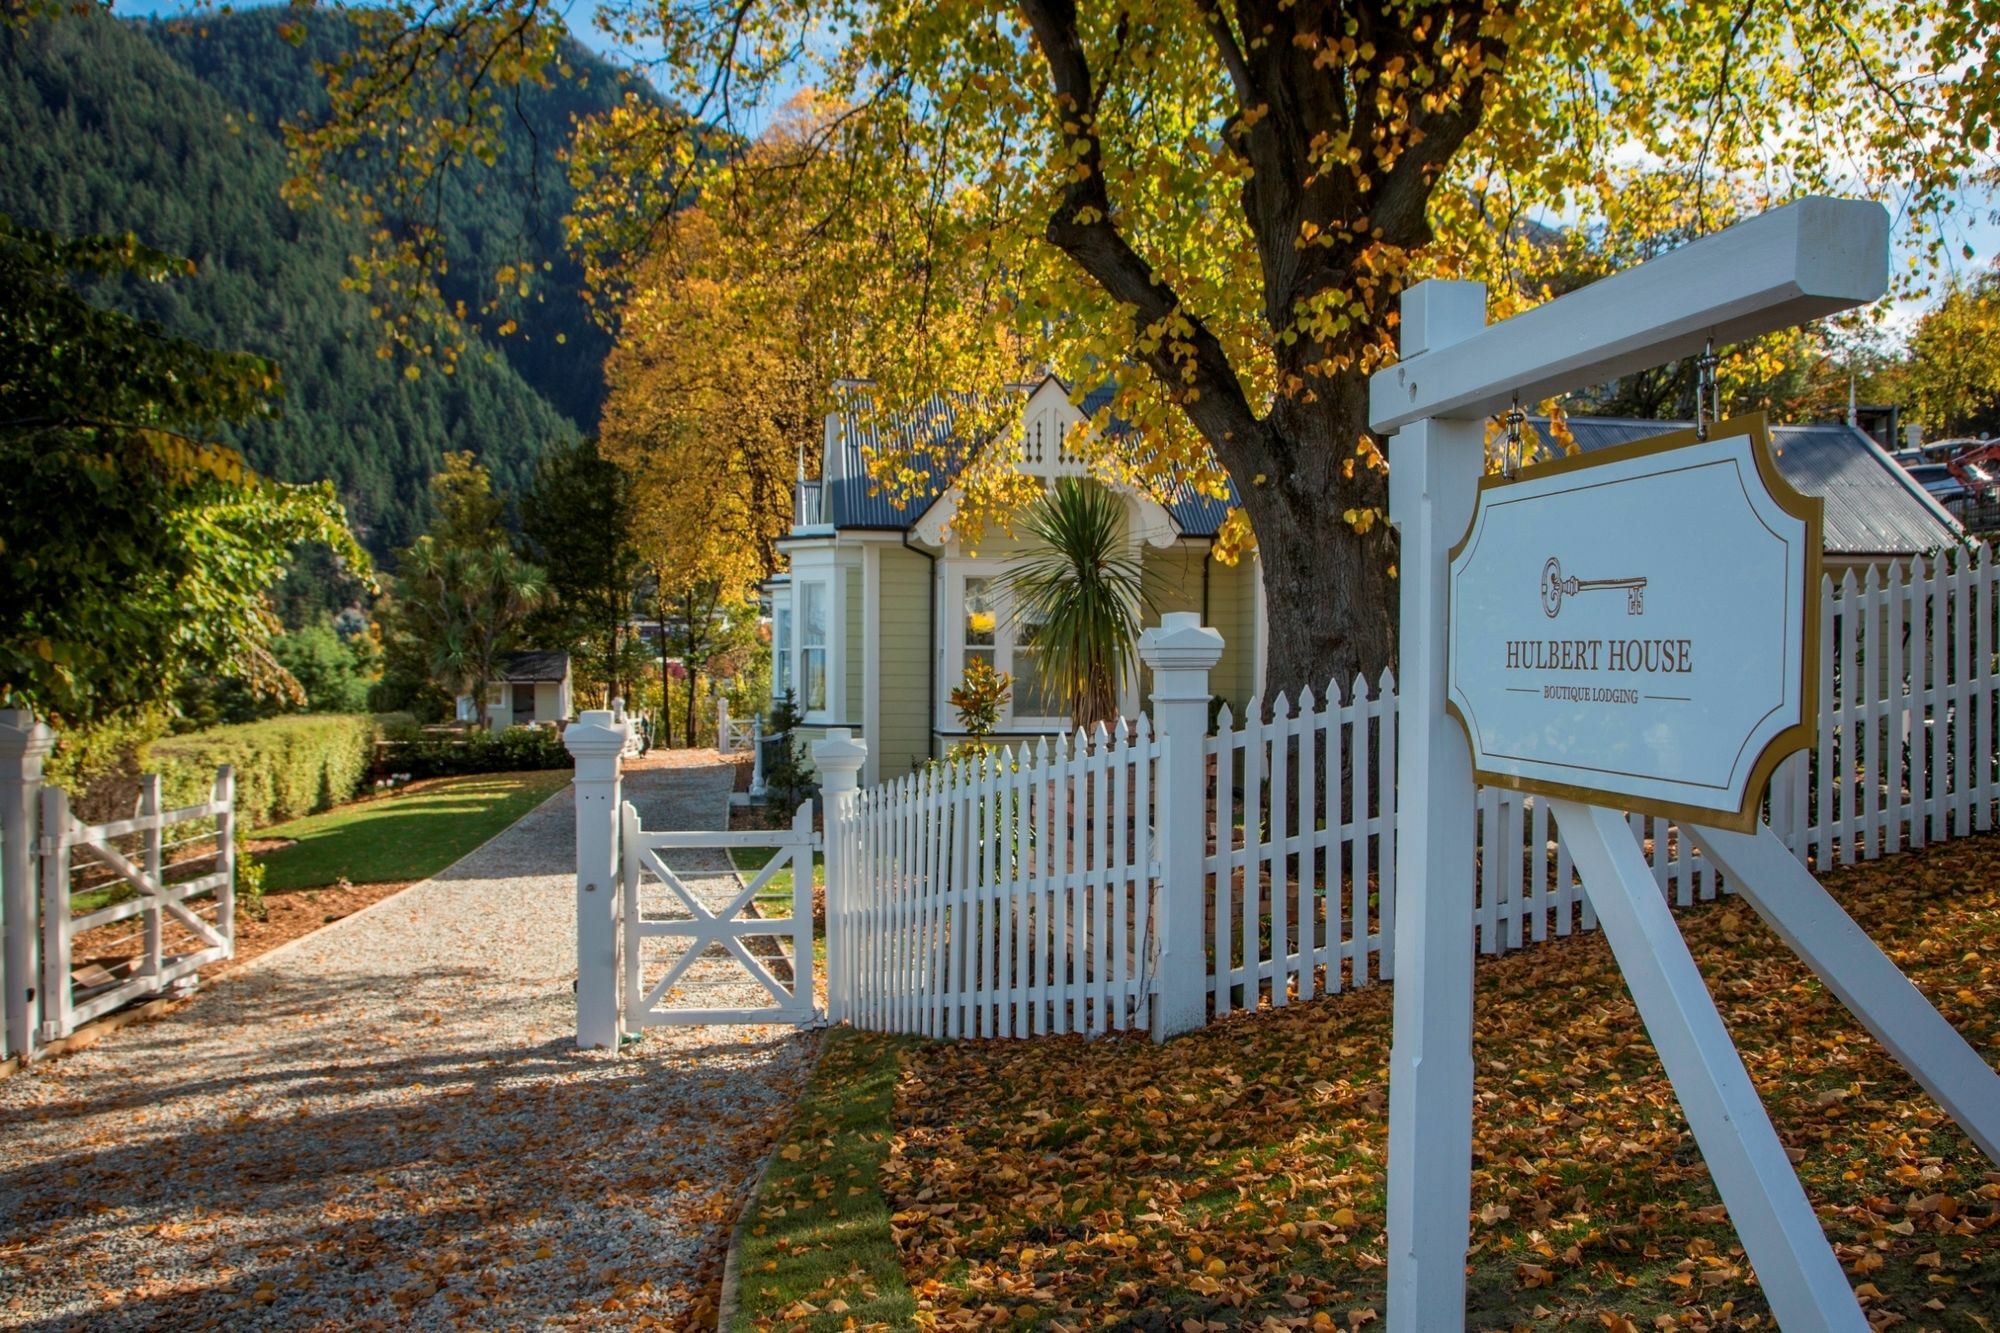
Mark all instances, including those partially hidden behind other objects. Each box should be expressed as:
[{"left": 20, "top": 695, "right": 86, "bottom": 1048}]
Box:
[
  {"left": 1541, "top": 417, "right": 1962, "bottom": 557},
  {"left": 823, "top": 392, "right": 971, "bottom": 530},
  {"left": 823, "top": 382, "right": 1240, "bottom": 537}
]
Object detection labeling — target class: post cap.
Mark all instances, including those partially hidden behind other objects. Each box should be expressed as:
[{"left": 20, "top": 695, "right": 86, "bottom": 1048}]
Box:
[
  {"left": 811, "top": 727, "right": 868, "bottom": 778},
  {"left": 0, "top": 707, "right": 55, "bottom": 761},
  {"left": 1138, "top": 612, "right": 1225, "bottom": 673},
  {"left": 564, "top": 709, "right": 631, "bottom": 758}
]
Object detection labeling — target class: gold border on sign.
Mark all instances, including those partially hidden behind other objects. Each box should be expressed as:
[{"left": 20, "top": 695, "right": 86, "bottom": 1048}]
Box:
[{"left": 1443, "top": 412, "right": 1824, "bottom": 835}]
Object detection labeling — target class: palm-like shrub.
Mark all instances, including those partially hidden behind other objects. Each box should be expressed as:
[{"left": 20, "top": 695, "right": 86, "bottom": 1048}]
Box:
[
  {"left": 1002, "top": 478, "right": 1147, "bottom": 733},
  {"left": 394, "top": 538, "right": 551, "bottom": 729}
]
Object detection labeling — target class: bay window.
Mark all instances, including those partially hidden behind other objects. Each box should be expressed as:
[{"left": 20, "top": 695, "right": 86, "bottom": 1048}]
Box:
[
  {"left": 772, "top": 604, "right": 793, "bottom": 702},
  {"left": 799, "top": 581, "right": 829, "bottom": 714}
]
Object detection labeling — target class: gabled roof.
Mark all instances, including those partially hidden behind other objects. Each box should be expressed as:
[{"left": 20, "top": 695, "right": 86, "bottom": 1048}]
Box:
[
  {"left": 1541, "top": 417, "right": 1963, "bottom": 557},
  {"left": 821, "top": 381, "right": 1240, "bottom": 538},
  {"left": 496, "top": 650, "right": 570, "bottom": 682}
]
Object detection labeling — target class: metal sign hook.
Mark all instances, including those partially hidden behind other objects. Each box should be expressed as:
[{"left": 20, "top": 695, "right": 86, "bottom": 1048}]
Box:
[{"left": 1695, "top": 336, "right": 1720, "bottom": 441}]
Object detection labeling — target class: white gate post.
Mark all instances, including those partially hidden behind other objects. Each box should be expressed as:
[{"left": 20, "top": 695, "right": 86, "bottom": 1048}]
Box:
[
  {"left": 716, "top": 697, "right": 730, "bottom": 751},
  {"left": 1381, "top": 280, "right": 1488, "bottom": 1332},
  {"left": 1138, "top": 612, "right": 1225, "bottom": 1041},
  {"left": 812, "top": 729, "right": 867, "bottom": 1024},
  {"left": 749, "top": 715, "right": 768, "bottom": 797},
  {"left": 566, "top": 707, "right": 630, "bottom": 1050},
  {"left": 0, "top": 708, "right": 54, "bottom": 1063}
]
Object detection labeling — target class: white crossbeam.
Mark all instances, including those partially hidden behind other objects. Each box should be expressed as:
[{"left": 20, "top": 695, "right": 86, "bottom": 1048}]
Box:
[{"left": 1369, "top": 197, "right": 1888, "bottom": 432}]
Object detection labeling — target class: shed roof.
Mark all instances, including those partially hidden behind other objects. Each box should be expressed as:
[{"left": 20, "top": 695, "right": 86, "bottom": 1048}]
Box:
[
  {"left": 823, "top": 383, "right": 1240, "bottom": 537},
  {"left": 495, "top": 650, "right": 570, "bottom": 682},
  {"left": 1543, "top": 417, "right": 1962, "bottom": 557}
]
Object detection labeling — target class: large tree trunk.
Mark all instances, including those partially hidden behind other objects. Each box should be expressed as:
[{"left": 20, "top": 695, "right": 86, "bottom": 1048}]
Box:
[
  {"left": 1244, "top": 379, "right": 1398, "bottom": 706},
  {"left": 1018, "top": 0, "right": 1504, "bottom": 703}
]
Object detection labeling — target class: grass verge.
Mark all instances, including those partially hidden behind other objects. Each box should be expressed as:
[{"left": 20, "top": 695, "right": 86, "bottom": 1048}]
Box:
[
  {"left": 256, "top": 769, "right": 571, "bottom": 892},
  {"left": 730, "top": 1026, "right": 916, "bottom": 1331},
  {"left": 730, "top": 843, "right": 826, "bottom": 905}
]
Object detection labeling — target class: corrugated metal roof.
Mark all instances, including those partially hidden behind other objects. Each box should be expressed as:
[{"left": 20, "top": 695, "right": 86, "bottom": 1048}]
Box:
[
  {"left": 825, "top": 382, "right": 1240, "bottom": 537},
  {"left": 497, "top": 650, "right": 569, "bottom": 682},
  {"left": 1542, "top": 417, "right": 1963, "bottom": 557},
  {"left": 824, "top": 392, "right": 973, "bottom": 530}
]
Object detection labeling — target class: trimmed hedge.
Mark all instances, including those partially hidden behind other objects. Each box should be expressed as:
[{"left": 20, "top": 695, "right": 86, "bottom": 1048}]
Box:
[
  {"left": 146, "top": 714, "right": 375, "bottom": 830},
  {"left": 375, "top": 724, "right": 571, "bottom": 780}
]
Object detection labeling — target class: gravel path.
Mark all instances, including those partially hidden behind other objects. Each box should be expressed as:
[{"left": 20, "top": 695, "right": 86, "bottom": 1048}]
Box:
[{"left": 0, "top": 759, "right": 815, "bottom": 1331}]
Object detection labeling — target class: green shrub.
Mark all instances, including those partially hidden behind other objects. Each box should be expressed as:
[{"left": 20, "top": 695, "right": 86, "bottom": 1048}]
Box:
[
  {"left": 235, "top": 835, "right": 268, "bottom": 920},
  {"left": 374, "top": 724, "right": 570, "bottom": 780},
  {"left": 145, "top": 714, "right": 375, "bottom": 829}
]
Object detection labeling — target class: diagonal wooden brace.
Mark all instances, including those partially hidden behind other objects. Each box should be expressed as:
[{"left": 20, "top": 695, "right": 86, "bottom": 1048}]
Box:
[
  {"left": 1688, "top": 820, "right": 2000, "bottom": 1164},
  {"left": 1554, "top": 800, "right": 1866, "bottom": 1333}
]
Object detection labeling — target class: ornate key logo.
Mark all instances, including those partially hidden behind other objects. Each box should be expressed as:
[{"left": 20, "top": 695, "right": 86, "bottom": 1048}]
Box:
[{"left": 1540, "top": 556, "right": 1647, "bottom": 618}]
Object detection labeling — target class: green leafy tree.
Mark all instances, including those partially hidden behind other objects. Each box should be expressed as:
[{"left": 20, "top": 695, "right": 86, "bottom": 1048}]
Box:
[
  {"left": 383, "top": 455, "right": 550, "bottom": 727},
  {"left": 1001, "top": 479, "right": 1149, "bottom": 733},
  {"left": 0, "top": 212, "right": 366, "bottom": 729},
  {"left": 272, "top": 621, "right": 379, "bottom": 713},
  {"left": 520, "top": 436, "right": 645, "bottom": 705}
]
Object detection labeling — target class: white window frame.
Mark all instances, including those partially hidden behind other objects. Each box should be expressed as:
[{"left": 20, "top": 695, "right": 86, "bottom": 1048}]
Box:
[
  {"left": 771, "top": 603, "right": 793, "bottom": 704},
  {"left": 797, "top": 579, "right": 831, "bottom": 720},
  {"left": 941, "top": 562, "right": 1069, "bottom": 733}
]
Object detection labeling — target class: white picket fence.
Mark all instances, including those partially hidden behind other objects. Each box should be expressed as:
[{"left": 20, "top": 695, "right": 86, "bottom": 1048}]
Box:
[
  {"left": 831, "top": 719, "right": 1163, "bottom": 1038},
  {"left": 1207, "top": 676, "right": 1397, "bottom": 1014},
  {"left": 831, "top": 544, "right": 1998, "bottom": 1040}
]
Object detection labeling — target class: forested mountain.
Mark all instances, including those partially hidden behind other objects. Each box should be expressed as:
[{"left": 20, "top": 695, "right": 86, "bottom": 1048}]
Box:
[{"left": 0, "top": 8, "right": 643, "bottom": 554}]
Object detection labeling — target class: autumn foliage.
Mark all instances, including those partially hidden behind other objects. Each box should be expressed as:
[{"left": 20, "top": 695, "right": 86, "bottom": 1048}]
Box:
[{"left": 749, "top": 835, "right": 2000, "bottom": 1330}]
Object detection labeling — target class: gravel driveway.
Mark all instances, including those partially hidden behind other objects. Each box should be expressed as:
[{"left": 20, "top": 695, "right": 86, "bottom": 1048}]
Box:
[{"left": 0, "top": 758, "right": 815, "bottom": 1331}]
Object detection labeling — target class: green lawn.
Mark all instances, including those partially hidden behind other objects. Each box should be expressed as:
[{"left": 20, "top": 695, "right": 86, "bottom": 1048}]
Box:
[
  {"left": 729, "top": 1028, "right": 915, "bottom": 1331},
  {"left": 256, "top": 769, "right": 571, "bottom": 892}
]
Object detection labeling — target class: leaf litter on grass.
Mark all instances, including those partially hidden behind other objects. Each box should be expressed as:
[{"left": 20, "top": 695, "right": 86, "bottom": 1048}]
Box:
[{"left": 878, "top": 834, "right": 2000, "bottom": 1330}]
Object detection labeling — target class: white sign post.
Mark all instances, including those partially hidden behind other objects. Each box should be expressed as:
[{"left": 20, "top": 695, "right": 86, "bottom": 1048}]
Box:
[{"left": 1373, "top": 197, "right": 2000, "bottom": 1332}]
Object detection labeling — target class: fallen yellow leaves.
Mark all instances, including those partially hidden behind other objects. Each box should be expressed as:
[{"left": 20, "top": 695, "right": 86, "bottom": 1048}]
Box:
[{"left": 874, "top": 834, "right": 2000, "bottom": 1328}]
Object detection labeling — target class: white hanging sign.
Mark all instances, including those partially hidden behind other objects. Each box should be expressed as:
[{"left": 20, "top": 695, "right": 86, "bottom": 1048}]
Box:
[{"left": 1446, "top": 415, "right": 1821, "bottom": 830}]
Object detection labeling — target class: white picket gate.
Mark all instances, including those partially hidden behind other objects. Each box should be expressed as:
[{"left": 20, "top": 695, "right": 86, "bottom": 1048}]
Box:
[
  {"left": 832, "top": 720, "right": 1163, "bottom": 1039},
  {"left": 716, "top": 698, "right": 756, "bottom": 754},
  {"left": 617, "top": 798, "right": 817, "bottom": 1026},
  {"left": 35, "top": 767, "right": 237, "bottom": 1043}
]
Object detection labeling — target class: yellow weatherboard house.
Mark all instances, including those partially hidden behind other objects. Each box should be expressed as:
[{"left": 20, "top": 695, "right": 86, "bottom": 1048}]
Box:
[{"left": 764, "top": 374, "right": 1268, "bottom": 784}]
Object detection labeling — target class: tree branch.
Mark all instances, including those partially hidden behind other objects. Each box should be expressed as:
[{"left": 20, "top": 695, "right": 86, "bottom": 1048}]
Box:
[{"left": 1015, "top": 0, "right": 1273, "bottom": 470}]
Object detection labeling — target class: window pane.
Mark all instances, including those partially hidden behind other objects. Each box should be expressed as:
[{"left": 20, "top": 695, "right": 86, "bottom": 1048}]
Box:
[
  {"left": 801, "top": 584, "right": 827, "bottom": 646},
  {"left": 803, "top": 647, "right": 827, "bottom": 712},
  {"left": 1013, "top": 620, "right": 1061, "bottom": 717},
  {"left": 773, "top": 609, "right": 792, "bottom": 696},
  {"left": 964, "top": 576, "right": 994, "bottom": 647}
]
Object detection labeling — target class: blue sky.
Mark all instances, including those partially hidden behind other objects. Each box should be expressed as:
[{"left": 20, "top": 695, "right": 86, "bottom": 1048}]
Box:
[{"left": 108, "top": 0, "right": 2000, "bottom": 326}]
